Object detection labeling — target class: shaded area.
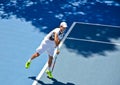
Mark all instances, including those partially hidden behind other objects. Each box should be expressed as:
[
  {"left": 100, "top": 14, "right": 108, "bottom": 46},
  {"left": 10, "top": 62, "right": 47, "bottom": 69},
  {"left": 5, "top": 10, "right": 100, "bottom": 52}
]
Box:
[
  {"left": 114, "top": 0, "right": 120, "bottom": 3},
  {"left": 28, "top": 76, "right": 75, "bottom": 85},
  {"left": 0, "top": 0, "right": 120, "bottom": 33},
  {"left": 65, "top": 23, "right": 120, "bottom": 57}
]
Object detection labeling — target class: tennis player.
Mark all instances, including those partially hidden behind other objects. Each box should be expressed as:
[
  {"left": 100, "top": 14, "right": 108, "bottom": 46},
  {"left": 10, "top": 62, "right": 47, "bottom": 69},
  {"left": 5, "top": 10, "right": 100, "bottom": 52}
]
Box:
[{"left": 25, "top": 22, "right": 67, "bottom": 78}]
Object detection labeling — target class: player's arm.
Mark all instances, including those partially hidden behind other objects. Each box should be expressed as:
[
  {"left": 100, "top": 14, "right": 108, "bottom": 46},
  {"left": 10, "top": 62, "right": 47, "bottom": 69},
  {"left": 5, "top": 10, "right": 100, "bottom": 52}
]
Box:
[
  {"left": 54, "top": 32, "right": 60, "bottom": 47},
  {"left": 54, "top": 32, "right": 60, "bottom": 54}
]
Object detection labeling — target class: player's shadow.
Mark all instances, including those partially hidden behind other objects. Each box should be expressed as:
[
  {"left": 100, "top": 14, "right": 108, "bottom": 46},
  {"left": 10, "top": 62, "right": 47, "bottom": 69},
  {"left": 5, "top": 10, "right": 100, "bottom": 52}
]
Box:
[{"left": 28, "top": 76, "right": 75, "bottom": 85}]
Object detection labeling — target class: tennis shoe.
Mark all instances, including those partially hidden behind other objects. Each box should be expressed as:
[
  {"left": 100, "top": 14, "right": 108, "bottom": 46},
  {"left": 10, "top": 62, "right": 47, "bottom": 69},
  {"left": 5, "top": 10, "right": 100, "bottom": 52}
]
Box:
[
  {"left": 46, "top": 69, "right": 53, "bottom": 78},
  {"left": 25, "top": 61, "right": 31, "bottom": 69}
]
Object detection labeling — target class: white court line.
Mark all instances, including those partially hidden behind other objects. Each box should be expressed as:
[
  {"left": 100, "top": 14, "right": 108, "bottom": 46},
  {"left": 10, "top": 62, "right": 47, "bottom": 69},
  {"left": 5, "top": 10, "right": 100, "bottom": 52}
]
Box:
[
  {"left": 67, "top": 37, "right": 120, "bottom": 46},
  {"left": 75, "top": 22, "right": 120, "bottom": 28},
  {"left": 32, "top": 22, "right": 76, "bottom": 85}
]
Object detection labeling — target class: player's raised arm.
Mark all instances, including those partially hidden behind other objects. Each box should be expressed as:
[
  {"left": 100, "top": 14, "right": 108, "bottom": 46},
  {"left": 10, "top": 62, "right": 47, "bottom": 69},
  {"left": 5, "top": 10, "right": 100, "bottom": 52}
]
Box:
[{"left": 54, "top": 32, "right": 60, "bottom": 47}]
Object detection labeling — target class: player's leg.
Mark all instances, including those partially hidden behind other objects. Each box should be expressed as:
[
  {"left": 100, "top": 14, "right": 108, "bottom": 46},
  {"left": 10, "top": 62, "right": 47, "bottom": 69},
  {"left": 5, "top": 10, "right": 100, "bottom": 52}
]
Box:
[
  {"left": 25, "top": 40, "right": 46, "bottom": 69},
  {"left": 31, "top": 52, "right": 40, "bottom": 60},
  {"left": 46, "top": 46, "right": 55, "bottom": 78},
  {"left": 25, "top": 52, "right": 40, "bottom": 69},
  {"left": 46, "top": 56, "right": 53, "bottom": 78},
  {"left": 48, "top": 56, "right": 53, "bottom": 71}
]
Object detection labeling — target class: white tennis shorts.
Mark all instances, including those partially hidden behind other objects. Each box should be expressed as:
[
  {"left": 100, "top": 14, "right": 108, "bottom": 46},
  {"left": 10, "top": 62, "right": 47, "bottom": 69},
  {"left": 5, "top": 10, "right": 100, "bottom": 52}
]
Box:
[{"left": 36, "top": 39, "right": 55, "bottom": 56}]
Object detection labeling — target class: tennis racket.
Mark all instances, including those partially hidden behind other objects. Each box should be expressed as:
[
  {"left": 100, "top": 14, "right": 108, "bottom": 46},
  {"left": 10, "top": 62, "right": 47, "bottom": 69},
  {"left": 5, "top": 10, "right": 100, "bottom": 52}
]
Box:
[{"left": 51, "top": 54, "right": 58, "bottom": 72}]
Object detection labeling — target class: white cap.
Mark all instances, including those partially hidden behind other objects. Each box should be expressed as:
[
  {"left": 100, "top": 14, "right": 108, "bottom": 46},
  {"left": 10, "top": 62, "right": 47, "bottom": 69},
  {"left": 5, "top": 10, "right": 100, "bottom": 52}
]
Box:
[{"left": 60, "top": 22, "right": 67, "bottom": 28}]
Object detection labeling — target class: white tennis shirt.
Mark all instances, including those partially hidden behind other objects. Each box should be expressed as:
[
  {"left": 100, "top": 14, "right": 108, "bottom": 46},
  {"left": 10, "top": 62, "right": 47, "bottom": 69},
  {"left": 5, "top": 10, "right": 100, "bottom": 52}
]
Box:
[
  {"left": 36, "top": 28, "right": 64, "bottom": 56},
  {"left": 45, "top": 28, "right": 64, "bottom": 42}
]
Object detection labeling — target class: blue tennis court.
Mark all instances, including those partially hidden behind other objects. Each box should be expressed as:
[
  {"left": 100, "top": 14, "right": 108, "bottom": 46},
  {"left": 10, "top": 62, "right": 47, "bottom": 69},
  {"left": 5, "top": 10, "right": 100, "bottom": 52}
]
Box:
[
  {"left": 0, "top": 0, "right": 120, "bottom": 85},
  {"left": 31, "top": 22, "right": 120, "bottom": 85},
  {"left": 0, "top": 18, "right": 48, "bottom": 85}
]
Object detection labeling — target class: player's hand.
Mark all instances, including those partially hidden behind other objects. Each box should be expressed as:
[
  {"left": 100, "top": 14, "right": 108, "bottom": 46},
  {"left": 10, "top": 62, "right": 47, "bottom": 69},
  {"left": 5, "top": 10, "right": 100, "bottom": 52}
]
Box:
[{"left": 56, "top": 49, "right": 60, "bottom": 54}]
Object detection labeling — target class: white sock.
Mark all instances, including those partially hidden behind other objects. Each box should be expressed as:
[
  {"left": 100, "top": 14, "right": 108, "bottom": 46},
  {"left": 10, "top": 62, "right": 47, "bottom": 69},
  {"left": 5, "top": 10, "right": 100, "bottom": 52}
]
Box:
[
  {"left": 28, "top": 59, "right": 32, "bottom": 62},
  {"left": 48, "top": 67, "right": 51, "bottom": 71}
]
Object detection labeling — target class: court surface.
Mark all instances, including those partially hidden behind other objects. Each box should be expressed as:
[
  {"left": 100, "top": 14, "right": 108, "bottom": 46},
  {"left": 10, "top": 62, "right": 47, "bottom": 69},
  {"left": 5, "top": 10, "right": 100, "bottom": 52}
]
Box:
[
  {"left": 0, "top": 1, "right": 120, "bottom": 85},
  {"left": 0, "top": 19, "right": 120, "bottom": 85},
  {"left": 0, "top": 18, "right": 48, "bottom": 85},
  {"left": 31, "top": 22, "right": 120, "bottom": 85}
]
